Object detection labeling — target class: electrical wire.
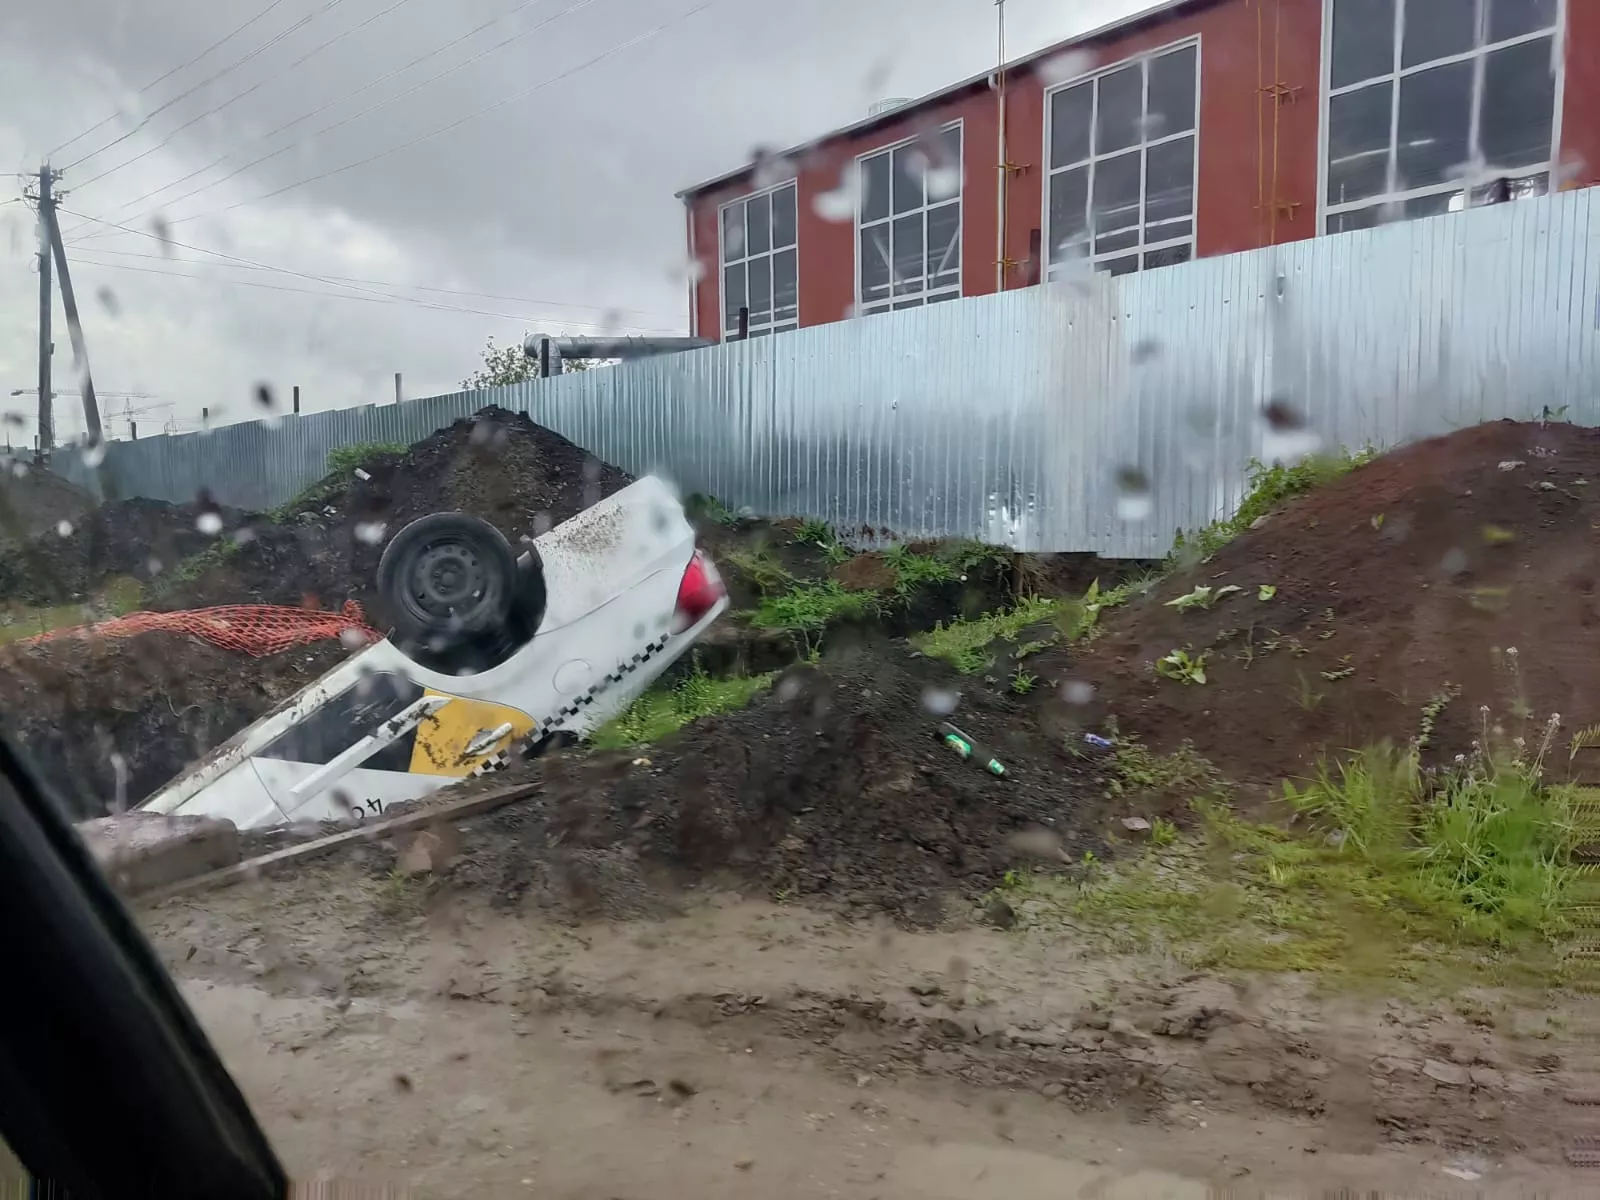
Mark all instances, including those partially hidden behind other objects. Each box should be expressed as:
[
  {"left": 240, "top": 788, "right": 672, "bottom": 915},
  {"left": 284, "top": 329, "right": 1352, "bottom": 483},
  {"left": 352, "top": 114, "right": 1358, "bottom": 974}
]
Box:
[
  {"left": 45, "top": 0, "right": 296, "bottom": 160},
  {"left": 105, "top": 0, "right": 598, "bottom": 227},
  {"left": 205, "top": 0, "right": 718, "bottom": 218},
  {"left": 66, "top": 255, "right": 675, "bottom": 332},
  {"left": 67, "top": 0, "right": 426, "bottom": 195},
  {"left": 59, "top": 0, "right": 353, "bottom": 173},
  {"left": 54, "top": 244, "right": 677, "bottom": 322}
]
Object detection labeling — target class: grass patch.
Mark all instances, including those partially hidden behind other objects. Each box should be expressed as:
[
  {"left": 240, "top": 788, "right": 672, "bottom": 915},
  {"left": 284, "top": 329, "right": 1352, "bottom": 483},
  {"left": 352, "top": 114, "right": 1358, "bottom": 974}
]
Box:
[
  {"left": 590, "top": 666, "right": 776, "bottom": 749},
  {"left": 916, "top": 574, "right": 1151, "bottom": 675},
  {"left": 326, "top": 442, "right": 406, "bottom": 476},
  {"left": 1170, "top": 446, "right": 1378, "bottom": 565},
  {"left": 1017, "top": 739, "right": 1577, "bottom": 984},
  {"left": 751, "top": 579, "right": 877, "bottom": 633},
  {"left": 0, "top": 576, "right": 147, "bottom": 644},
  {"left": 723, "top": 545, "right": 795, "bottom": 596},
  {"left": 685, "top": 493, "right": 740, "bottom": 525},
  {"left": 915, "top": 594, "right": 1063, "bottom": 674}
]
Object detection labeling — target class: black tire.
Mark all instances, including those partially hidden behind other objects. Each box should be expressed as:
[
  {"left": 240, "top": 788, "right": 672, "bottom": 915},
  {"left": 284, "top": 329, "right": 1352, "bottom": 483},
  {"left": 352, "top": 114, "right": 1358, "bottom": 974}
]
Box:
[
  {"left": 509, "top": 546, "right": 549, "bottom": 642},
  {"left": 376, "top": 512, "right": 517, "bottom": 659}
]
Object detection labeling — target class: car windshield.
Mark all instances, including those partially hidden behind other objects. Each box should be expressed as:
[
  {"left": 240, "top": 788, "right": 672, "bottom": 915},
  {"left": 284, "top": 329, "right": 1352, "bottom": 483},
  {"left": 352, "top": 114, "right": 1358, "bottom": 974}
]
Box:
[{"left": 0, "top": 0, "right": 1594, "bottom": 1193}]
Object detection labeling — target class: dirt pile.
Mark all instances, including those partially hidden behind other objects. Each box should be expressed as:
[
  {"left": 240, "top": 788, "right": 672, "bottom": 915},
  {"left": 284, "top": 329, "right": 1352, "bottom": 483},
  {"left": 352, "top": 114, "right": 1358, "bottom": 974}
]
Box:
[
  {"left": 0, "top": 462, "right": 94, "bottom": 544},
  {"left": 451, "top": 650, "right": 1111, "bottom": 924},
  {"left": 155, "top": 406, "right": 632, "bottom": 615},
  {"left": 1068, "top": 420, "right": 1600, "bottom": 784},
  {"left": 0, "top": 497, "right": 247, "bottom": 605},
  {"left": 0, "top": 631, "right": 348, "bottom": 820}
]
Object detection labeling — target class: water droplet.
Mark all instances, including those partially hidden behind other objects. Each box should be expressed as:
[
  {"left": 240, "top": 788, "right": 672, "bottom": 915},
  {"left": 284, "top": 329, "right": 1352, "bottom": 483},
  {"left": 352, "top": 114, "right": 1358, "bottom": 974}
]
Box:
[
  {"left": 1136, "top": 111, "right": 1168, "bottom": 139},
  {"left": 1061, "top": 679, "right": 1095, "bottom": 705},
  {"left": 776, "top": 675, "right": 806, "bottom": 703},
  {"left": 750, "top": 145, "right": 796, "bottom": 190},
  {"left": 339, "top": 627, "right": 367, "bottom": 649},
  {"left": 1036, "top": 48, "right": 1094, "bottom": 86},
  {"left": 151, "top": 214, "right": 174, "bottom": 255},
  {"left": 55, "top": 520, "right": 73, "bottom": 537},
  {"left": 355, "top": 521, "right": 388, "bottom": 545},
  {"left": 96, "top": 287, "right": 119, "bottom": 318},
  {"left": 1130, "top": 338, "right": 1162, "bottom": 365},
  {"left": 146, "top": 556, "right": 163, "bottom": 575},
  {"left": 1259, "top": 399, "right": 1321, "bottom": 463},
  {"left": 254, "top": 383, "right": 275, "bottom": 409},
  {"left": 1113, "top": 467, "right": 1153, "bottom": 522},
  {"left": 81, "top": 438, "right": 107, "bottom": 468},
  {"left": 232, "top": 527, "right": 255, "bottom": 546},
  {"left": 196, "top": 511, "right": 223, "bottom": 535},
  {"left": 1440, "top": 548, "right": 1468, "bottom": 576},
  {"left": 1007, "top": 828, "right": 1063, "bottom": 860},
  {"left": 920, "top": 686, "right": 960, "bottom": 716},
  {"left": 813, "top": 163, "right": 861, "bottom": 223}
]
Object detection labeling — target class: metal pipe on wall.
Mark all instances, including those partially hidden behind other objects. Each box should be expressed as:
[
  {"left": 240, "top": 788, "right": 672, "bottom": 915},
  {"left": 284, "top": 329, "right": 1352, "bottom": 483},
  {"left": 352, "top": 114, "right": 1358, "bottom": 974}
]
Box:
[{"left": 994, "top": 0, "right": 1008, "bottom": 293}]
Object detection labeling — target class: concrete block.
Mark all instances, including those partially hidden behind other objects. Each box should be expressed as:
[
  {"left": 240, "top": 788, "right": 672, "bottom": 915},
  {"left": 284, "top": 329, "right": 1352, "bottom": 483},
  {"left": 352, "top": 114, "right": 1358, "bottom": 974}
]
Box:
[{"left": 77, "top": 812, "right": 241, "bottom": 896}]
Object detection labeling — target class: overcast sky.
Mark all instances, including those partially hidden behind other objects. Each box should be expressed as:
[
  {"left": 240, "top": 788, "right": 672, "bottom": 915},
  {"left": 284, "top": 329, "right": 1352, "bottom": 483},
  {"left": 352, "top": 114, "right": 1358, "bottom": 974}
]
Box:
[{"left": 0, "top": 0, "right": 1148, "bottom": 442}]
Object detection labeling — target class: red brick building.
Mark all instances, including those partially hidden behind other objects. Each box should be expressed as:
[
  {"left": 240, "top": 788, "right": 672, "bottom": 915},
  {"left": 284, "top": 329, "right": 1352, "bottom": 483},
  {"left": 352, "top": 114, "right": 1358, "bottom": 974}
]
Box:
[{"left": 679, "top": 0, "right": 1597, "bottom": 341}]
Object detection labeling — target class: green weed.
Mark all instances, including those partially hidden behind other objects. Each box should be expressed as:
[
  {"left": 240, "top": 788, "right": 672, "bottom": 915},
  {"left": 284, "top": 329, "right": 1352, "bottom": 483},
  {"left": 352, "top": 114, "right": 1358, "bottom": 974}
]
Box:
[
  {"left": 590, "top": 666, "right": 776, "bottom": 749},
  {"left": 723, "top": 546, "right": 795, "bottom": 596},
  {"left": 326, "top": 442, "right": 405, "bottom": 476},
  {"left": 1009, "top": 668, "right": 1038, "bottom": 695},
  {"left": 914, "top": 594, "right": 1062, "bottom": 674},
  {"left": 793, "top": 518, "right": 834, "bottom": 547},
  {"left": 685, "top": 493, "right": 740, "bottom": 525},
  {"left": 1108, "top": 738, "right": 1223, "bottom": 803},
  {"left": 751, "top": 579, "right": 876, "bottom": 633},
  {"left": 1170, "top": 446, "right": 1378, "bottom": 565}
]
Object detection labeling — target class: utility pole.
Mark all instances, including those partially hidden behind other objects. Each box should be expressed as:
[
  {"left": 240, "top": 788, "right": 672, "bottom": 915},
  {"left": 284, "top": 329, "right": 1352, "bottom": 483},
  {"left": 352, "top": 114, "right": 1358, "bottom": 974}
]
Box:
[
  {"left": 28, "top": 164, "right": 58, "bottom": 464},
  {"left": 46, "top": 204, "right": 104, "bottom": 450}
]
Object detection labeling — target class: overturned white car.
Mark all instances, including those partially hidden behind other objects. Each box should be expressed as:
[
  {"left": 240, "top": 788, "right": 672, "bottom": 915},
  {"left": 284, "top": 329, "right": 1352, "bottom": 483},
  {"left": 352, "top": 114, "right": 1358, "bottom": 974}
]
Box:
[{"left": 139, "top": 476, "right": 727, "bottom": 829}]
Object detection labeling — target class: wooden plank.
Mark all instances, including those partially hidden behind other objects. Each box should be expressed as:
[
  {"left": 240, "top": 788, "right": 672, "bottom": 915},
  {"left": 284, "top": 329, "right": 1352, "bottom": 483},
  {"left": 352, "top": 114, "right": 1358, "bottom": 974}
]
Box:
[{"left": 139, "top": 780, "right": 541, "bottom": 902}]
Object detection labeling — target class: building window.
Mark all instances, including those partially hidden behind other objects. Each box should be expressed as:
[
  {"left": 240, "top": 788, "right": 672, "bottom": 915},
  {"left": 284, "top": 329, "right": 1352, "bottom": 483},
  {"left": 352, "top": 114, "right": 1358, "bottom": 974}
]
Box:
[
  {"left": 1043, "top": 40, "right": 1199, "bottom": 278},
  {"left": 1323, "top": 0, "right": 1561, "bottom": 233},
  {"left": 720, "top": 182, "right": 798, "bottom": 338},
  {"left": 856, "top": 123, "right": 963, "bottom": 315}
]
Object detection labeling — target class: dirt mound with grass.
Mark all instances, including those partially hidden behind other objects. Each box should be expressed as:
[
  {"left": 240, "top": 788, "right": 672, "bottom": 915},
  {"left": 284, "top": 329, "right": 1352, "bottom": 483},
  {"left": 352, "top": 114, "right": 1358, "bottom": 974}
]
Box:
[
  {"left": 151, "top": 406, "right": 633, "bottom": 614},
  {"left": 0, "top": 631, "right": 348, "bottom": 820},
  {"left": 0, "top": 497, "right": 248, "bottom": 606},
  {"left": 1065, "top": 419, "right": 1600, "bottom": 785},
  {"left": 448, "top": 649, "right": 1113, "bottom": 924},
  {"left": 0, "top": 460, "right": 94, "bottom": 545}
]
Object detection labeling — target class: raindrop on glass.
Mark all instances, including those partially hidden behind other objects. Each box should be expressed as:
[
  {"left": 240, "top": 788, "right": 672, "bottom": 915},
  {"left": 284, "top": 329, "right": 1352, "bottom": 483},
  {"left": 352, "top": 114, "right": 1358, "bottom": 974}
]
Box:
[
  {"left": 55, "top": 520, "right": 73, "bottom": 537},
  {"left": 151, "top": 214, "right": 174, "bottom": 256},
  {"left": 1439, "top": 548, "right": 1469, "bottom": 577},
  {"left": 813, "top": 163, "right": 861, "bottom": 223},
  {"left": 750, "top": 145, "right": 795, "bottom": 190},
  {"left": 1036, "top": 48, "right": 1094, "bottom": 86},
  {"left": 196, "top": 511, "right": 223, "bottom": 535},
  {"left": 1061, "top": 678, "right": 1095, "bottom": 705},
  {"left": 1259, "top": 398, "right": 1321, "bottom": 463},
  {"left": 355, "top": 521, "right": 388, "bottom": 545},
  {"left": 254, "top": 383, "right": 275, "bottom": 409},
  {"left": 339, "top": 627, "right": 367, "bottom": 649},
  {"left": 232, "top": 527, "right": 256, "bottom": 546},
  {"left": 776, "top": 675, "right": 806, "bottom": 703},
  {"left": 96, "top": 287, "right": 119, "bottom": 318},
  {"left": 1130, "top": 338, "right": 1162, "bottom": 365},
  {"left": 1113, "top": 466, "right": 1153, "bottom": 522},
  {"left": 81, "top": 438, "right": 107, "bottom": 468},
  {"left": 920, "top": 686, "right": 960, "bottom": 716},
  {"left": 1007, "top": 827, "right": 1064, "bottom": 860}
]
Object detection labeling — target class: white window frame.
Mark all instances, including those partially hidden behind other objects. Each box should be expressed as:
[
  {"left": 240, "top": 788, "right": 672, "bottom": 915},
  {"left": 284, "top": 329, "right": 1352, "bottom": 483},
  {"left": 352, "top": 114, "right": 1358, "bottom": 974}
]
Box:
[
  {"left": 1316, "top": 0, "right": 1567, "bottom": 233},
  {"left": 717, "top": 180, "right": 800, "bottom": 340},
  {"left": 853, "top": 120, "right": 965, "bottom": 317},
  {"left": 1040, "top": 35, "right": 1203, "bottom": 279}
]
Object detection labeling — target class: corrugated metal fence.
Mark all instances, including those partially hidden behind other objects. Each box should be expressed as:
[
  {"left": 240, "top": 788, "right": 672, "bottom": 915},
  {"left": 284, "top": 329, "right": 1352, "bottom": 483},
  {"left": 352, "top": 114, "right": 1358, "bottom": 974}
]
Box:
[{"left": 44, "top": 186, "right": 1600, "bottom": 557}]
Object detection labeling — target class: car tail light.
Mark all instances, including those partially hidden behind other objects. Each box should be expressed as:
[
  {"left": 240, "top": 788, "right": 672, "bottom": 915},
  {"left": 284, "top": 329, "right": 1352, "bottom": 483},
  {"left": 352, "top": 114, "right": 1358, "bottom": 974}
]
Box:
[{"left": 674, "top": 549, "right": 726, "bottom": 632}]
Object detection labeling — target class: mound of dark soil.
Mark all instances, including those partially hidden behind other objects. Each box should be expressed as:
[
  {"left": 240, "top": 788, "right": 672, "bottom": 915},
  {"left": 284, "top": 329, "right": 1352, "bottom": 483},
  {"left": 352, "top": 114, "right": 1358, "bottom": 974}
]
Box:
[
  {"left": 154, "top": 406, "right": 633, "bottom": 615},
  {"left": 451, "top": 650, "right": 1112, "bottom": 924},
  {"left": 1063, "top": 420, "right": 1600, "bottom": 784},
  {"left": 0, "top": 632, "right": 348, "bottom": 820},
  {"left": 0, "top": 497, "right": 248, "bottom": 605},
  {"left": 0, "top": 462, "right": 94, "bottom": 544}
]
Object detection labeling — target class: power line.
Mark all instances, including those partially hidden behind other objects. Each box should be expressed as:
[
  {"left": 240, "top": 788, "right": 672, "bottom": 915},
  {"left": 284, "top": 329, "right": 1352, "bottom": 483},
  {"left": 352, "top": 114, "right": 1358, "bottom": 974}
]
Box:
[
  {"left": 105, "top": 0, "right": 597, "bottom": 227},
  {"left": 56, "top": 243, "right": 677, "bottom": 321},
  {"left": 59, "top": 0, "right": 353, "bottom": 173},
  {"left": 46, "top": 0, "right": 296, "bottom": 160},
  {"left": 202, "top": 0, "right": 719, "bottom": 219},
  {"left": 67, "top": 255, "right": 676, "bottom": 332},
  {"left": 67, "top": 0, "right": 426, "bottom": 195},
  {"left": 59, "top": 208, "right": 674, "bottom": 328}
]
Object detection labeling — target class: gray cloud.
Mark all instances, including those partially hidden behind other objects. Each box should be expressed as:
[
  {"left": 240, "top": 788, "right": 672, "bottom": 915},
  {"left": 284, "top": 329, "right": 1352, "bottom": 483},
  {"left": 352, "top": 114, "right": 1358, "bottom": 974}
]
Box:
[{"left": 0, "top": 0, "right": 1145, "bottom": 442}]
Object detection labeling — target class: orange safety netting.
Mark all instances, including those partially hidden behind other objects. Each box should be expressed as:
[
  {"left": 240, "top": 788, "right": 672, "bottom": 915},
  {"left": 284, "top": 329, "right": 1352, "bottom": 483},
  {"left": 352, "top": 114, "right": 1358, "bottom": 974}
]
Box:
[{"left": 16, "top": 601, "right": 382, "bottom": 657}]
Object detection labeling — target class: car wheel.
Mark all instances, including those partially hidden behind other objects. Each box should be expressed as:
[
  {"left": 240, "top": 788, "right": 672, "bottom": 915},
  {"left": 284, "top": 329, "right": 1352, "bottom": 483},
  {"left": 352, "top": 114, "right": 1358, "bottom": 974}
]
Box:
[{"left": 376, "top": 513, "right": 517, "bottom": 664}]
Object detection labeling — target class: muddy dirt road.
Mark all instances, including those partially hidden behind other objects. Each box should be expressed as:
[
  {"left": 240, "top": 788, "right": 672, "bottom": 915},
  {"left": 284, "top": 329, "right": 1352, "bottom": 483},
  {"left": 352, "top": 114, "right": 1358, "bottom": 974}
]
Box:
[{"left": 140, "top": 867, "right": 1596, "bottom": 1197}]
